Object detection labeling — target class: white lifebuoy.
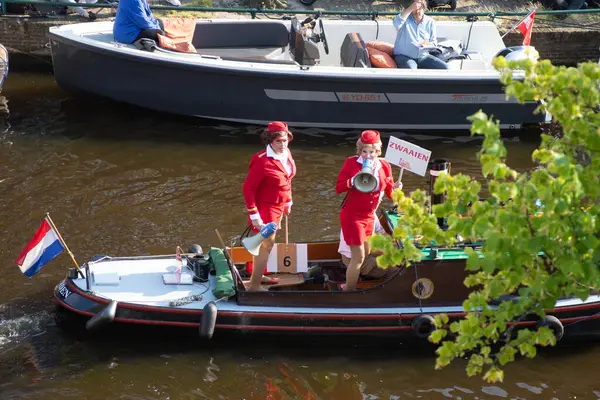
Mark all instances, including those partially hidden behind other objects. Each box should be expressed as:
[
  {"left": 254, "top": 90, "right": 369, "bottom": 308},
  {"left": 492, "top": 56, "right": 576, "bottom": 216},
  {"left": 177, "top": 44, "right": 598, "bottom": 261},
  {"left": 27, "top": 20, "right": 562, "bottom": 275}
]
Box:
[
  {"left": 536, "top": 315, "right": 564, "bottom": 341},
  {"left": 411, "top": 314, "right": 437, "bottom": 339}
]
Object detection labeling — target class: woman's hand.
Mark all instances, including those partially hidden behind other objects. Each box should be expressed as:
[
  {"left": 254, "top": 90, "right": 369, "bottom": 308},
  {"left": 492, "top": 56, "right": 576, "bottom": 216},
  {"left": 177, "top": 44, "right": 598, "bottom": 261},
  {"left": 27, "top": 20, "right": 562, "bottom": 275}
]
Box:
[
  {"left": 252, "top": 218, "right": 263, "bottom": 230},
  {"left": 393, "top": 180, "right": 403, "bottom": 190}
]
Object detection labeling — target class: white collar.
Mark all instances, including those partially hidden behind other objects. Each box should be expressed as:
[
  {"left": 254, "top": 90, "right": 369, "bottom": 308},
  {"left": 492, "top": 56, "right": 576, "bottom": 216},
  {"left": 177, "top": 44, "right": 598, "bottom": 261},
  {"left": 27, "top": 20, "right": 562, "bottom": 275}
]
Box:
[
  {"left": 266, "top": 145, "right": 288, "bottom": 162},
  {"left": 357, "top": 156, "right": 379, "bottom": 165}
]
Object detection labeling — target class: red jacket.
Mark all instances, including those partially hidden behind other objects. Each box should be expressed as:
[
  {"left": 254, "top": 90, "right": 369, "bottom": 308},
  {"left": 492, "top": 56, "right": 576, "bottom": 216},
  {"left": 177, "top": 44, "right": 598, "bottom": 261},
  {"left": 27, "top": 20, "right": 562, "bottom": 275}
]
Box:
[
  {"left": 336, "top": 156, "right": 394, "bottom": 215},
  {"left": 242, "top": 148, "right": 296, "bottom": 216}
]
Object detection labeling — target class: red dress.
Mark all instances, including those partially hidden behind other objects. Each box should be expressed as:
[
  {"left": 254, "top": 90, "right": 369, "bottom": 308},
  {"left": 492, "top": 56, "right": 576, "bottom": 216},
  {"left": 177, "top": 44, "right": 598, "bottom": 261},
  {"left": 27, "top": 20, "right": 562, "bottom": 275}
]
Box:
[
  {"left": 335, "top": 156, "right": 394, "bottom": 246},
  {"left": 242, "top": 148, "right": 296, "bottom": 232}
]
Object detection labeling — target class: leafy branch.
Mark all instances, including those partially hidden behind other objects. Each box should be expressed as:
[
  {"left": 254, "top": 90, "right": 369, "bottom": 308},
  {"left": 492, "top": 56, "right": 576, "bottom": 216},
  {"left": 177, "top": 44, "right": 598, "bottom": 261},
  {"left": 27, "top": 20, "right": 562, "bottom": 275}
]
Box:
[{"left": 372, "top": 55, "right": 600, "bottom": 382}]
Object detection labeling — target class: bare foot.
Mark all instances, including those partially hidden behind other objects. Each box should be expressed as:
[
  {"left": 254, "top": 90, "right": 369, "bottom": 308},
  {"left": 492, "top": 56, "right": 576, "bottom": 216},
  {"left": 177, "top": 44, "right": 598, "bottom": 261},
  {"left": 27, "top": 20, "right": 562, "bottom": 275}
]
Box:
[{"left": 261, "top": 276, "right": 280, "bottom": 284}]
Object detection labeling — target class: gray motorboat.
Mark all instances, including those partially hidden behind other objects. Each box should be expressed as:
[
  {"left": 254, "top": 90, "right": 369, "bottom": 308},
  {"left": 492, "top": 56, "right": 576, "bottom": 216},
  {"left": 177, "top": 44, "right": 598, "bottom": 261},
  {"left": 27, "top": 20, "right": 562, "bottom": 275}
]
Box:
[{"left": 48, "top": 16, "right": 550, "bottom": 131}]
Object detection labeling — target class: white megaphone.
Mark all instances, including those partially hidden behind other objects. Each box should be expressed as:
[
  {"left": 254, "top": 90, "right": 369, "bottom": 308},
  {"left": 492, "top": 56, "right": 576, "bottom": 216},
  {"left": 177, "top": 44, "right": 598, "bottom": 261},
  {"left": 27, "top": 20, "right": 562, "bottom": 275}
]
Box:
[
  {"left": 242, "top": 222, "right": 278, "bottom": 256},
  {"left": 353, "top": 158, "right": 378, "bottom": 193}
]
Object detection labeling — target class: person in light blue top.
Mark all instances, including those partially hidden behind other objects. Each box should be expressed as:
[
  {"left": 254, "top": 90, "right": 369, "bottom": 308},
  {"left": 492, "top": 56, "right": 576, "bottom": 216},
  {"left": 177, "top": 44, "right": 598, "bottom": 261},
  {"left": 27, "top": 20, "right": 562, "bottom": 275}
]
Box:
[
  {"left": 392, "top": 0, "right": 448, "bottom": 70},
  {"left": 113, "top": 0, "right": 165, "bottom": 44}
]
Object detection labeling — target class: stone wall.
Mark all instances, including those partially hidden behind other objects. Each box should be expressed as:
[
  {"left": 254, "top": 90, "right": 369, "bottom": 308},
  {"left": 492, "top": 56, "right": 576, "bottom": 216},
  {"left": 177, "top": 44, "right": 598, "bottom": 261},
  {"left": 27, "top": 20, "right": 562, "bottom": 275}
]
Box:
[
  {"left": 0, "top": 16, "right": 89, "bottom": 70},
  {"left": 0, "top": 16, "right": 82, "bottom": 55},
  {"left": 1, "top": 15, "right": 599, "bottom": 69},
  {"left": 503, "top": 30, "right": 600, "bottom": 66}
]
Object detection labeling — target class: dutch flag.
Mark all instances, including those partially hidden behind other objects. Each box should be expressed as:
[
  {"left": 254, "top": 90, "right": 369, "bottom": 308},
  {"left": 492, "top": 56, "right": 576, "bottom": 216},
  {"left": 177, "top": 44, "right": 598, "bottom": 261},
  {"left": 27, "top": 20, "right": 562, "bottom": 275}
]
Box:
[{"left": 15, "top": 218, "right": 65, "bottom": 277}]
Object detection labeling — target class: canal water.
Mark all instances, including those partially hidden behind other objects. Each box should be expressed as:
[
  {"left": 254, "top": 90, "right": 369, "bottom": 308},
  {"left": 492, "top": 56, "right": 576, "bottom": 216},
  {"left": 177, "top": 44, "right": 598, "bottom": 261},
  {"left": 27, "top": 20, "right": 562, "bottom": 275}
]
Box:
[{"left": 0, "top": 73, "right": 598, "bottom": 399}]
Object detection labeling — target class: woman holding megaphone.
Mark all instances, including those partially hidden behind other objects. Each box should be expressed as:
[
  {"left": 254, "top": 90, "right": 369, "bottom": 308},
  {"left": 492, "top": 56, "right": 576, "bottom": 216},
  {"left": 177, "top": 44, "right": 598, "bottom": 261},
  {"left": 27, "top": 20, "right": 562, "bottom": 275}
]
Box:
[
  {"left": 242, "top": 121, "right": 296, "bottom": 291},
  {"left": 335, "top": 130, "right": 403, "bottom": 291}
]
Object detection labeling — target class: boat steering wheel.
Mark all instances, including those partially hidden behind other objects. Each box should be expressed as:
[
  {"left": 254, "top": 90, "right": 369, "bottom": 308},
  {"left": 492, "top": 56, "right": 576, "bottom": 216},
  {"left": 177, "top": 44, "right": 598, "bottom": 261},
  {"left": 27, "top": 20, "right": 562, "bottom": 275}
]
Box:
[{"left": 318, "top": 19, "right": 329, "bottom": 55}]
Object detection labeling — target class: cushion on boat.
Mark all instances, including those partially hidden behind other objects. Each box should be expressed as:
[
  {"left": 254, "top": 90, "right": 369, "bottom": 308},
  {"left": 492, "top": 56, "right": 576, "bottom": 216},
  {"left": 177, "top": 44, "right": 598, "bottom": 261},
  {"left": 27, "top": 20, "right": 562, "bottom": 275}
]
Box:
[
  {"left": 157, "top": 17, "right": 197, "bottom": 53},
  {"left": 366, "top": 41, "right": 394, "bottom": 56},
  {"left": 368, "top": 48, "right": 397, "bottom": 68},
  {"left": 210, "top": 247, "right": 236, "bottom": 298}
]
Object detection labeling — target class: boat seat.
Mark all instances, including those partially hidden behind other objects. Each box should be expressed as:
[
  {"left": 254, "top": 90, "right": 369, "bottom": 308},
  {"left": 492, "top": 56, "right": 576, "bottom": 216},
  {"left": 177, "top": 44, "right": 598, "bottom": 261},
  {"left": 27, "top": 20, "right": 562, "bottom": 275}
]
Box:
[
  {"left": 195, "top": 46, "right": 287, "bottom": 60},
  {"left": 447, "top": 51, "right": 488, "bottom": 70},
  {"left": 340, "top": 32, "right": 371, "bottom": 68},
  {"left": 192, "top": 21, "right": 290, "bottom": 49}
]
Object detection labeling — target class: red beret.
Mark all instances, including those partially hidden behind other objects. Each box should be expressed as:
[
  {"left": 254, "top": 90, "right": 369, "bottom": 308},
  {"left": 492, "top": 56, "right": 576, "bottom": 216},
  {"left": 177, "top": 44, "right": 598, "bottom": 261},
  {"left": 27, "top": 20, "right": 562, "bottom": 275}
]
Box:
[
  {"left": 360, "top": 130, "right": 380, "bottom": 144},
  {"left": 267, "top": 121, "right": 288, "bottom": 133}
]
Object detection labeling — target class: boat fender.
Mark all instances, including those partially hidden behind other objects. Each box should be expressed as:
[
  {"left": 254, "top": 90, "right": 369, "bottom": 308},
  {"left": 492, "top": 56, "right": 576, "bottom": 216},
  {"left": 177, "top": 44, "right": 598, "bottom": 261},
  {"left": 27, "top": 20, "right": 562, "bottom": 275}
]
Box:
[
  {"left": 411, "top": 314, "right": 437, "bottom": 339},
  {"left": 536, "top": 315, "right": 564, "bottom": 341},
  {"left": 85, "top": 300, "right": 118, "bottom": 332},
  {"left": 199, "top": 301, "right": 217, "bottom": 340}
]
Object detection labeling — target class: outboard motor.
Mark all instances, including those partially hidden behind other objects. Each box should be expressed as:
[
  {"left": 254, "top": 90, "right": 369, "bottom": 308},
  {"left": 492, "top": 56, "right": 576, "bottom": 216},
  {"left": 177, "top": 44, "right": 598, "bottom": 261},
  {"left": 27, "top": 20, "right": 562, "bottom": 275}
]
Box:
[
  {"left": 494, "top": 45, "right": 539, "bottom": 62},
  {"left": 187, "top": 245, "right": 211, "bottom": 282},
  {"left": 429, "top": 159, "right": 451, "bottom": 230}
]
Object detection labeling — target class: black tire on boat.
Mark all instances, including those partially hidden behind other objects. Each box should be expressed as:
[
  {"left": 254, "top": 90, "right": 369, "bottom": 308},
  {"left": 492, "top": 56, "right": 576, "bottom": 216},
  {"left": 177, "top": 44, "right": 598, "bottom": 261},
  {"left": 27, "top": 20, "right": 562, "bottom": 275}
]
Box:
[
  {"left": 449, "top": 0, "right": 457, "bottom": 10},
  {"left": 411, "top": 314, "right": 437, "bottom": 339},
  {"left": 536, "top": 315, "right": 564, "bottom": 341},
  {"left": 199, "top": 301, "right": 217, "bottom": 339}
]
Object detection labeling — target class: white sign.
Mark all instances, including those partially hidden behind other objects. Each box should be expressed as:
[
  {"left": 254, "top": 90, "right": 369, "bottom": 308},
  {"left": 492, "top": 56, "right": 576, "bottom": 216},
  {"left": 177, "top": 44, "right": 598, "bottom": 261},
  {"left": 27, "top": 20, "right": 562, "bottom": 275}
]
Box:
[
  {"left": 266, "top": 243, "right": 308, "bottom": 273},
  {"left": 384, "top": 136, "right": 432, "bottom": 177}
]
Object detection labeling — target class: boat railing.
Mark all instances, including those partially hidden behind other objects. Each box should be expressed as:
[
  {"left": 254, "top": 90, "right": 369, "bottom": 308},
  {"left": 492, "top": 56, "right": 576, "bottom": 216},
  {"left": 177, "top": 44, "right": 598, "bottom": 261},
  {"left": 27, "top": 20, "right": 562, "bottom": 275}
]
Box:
[{"left": 3, "top": 0, "right": 600, "bottom": 20}]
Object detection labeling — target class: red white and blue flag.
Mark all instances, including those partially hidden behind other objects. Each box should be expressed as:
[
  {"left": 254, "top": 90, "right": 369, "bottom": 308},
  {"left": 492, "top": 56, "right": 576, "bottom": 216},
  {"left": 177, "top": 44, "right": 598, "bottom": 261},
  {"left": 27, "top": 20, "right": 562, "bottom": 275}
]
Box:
[{"left": 15, "top": 218, "right": 65, "bottom": 277}]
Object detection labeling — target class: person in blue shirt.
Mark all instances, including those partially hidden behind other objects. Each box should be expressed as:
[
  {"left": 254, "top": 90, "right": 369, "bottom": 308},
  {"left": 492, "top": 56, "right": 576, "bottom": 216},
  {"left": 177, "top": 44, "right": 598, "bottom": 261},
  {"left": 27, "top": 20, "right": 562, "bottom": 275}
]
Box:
[
  {"left": 113, "top": 0, "right": 165, "bottom": 44},
  {"left": 392, "top": 0, "right": 448, "bottom": 70}
]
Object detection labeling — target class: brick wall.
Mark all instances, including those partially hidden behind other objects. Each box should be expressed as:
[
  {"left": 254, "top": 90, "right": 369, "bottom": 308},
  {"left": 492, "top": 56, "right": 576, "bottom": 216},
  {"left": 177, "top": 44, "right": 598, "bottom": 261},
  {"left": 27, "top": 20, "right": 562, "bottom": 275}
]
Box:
[
  {"left": 1, "top": 15, "right": 599, "bottom": 68},
  {"left": 503, "top": 30, "right": 600, "bottom": 66},
  {"left": 0, "top": 16, "right": 84, "bottom": 55}
]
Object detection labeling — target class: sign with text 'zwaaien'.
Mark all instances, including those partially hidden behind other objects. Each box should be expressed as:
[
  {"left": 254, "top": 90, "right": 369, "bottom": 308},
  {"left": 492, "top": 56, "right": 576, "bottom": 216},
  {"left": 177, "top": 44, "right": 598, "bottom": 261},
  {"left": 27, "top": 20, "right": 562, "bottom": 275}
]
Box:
[{"left": 384, "top": 136, "right": 432, "bottom": 177}]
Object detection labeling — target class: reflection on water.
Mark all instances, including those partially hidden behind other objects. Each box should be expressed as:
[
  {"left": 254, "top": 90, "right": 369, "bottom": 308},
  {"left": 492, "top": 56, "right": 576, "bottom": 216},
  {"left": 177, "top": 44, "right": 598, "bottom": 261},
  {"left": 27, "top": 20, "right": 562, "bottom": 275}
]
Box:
[{"left": 0, "top": 72, "right": 598, "bottom": 399}]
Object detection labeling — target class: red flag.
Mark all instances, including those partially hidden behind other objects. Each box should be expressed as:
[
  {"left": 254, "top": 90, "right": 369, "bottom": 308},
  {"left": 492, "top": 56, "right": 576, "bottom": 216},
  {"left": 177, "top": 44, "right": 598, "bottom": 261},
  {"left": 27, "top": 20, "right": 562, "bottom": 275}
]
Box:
[{"left": 517, "top": 10, "right": 536, "bottom": 46}]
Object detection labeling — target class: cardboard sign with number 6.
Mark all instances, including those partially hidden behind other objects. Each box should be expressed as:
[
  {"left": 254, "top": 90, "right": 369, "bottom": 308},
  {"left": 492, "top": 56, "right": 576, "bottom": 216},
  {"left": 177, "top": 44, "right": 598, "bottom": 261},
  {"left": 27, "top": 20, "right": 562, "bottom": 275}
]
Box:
[{"left": 266, "top": 243, "right": 308, "bottom": 273}]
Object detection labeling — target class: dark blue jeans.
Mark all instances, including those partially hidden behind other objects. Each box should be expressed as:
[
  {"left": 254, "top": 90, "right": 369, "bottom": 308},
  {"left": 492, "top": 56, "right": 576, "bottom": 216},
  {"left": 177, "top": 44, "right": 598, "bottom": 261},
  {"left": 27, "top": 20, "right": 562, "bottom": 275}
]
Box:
[{"left": 394, "top": 54, "right": 449, "bottom": 70}]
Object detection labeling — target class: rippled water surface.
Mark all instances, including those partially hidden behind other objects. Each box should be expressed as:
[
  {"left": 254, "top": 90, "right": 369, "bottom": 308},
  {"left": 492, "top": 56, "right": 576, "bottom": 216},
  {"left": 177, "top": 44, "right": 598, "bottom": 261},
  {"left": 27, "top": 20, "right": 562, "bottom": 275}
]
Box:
[{"left": 0, "top": 73, "right": 598, "bottom": 399}]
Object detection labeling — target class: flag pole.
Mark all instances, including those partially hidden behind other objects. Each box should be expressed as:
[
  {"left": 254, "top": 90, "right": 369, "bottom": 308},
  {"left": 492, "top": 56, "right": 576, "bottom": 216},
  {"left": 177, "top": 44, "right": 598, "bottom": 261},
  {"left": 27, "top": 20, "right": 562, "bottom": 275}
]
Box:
[{"left": 45, "top": 213, "right": 81, "bottom": 271}]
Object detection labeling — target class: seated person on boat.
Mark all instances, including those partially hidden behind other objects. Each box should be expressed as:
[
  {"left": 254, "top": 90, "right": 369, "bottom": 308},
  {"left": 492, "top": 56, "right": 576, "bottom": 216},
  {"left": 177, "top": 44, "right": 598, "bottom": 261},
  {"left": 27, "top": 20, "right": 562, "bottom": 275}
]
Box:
[
  {"left": 242, "top": 122, "right": 296, "bottom": 291},
  {"left": 338, "top": 217, "right": 399, "bottom": 284},
  {"left": 335, "top": 130, "right": 402, "bottom": 291},
  {"left": 393, "top": 0, "right": 448, "bottom": 70},
  {"left": 113, "top": 0, "right": 165, "bottom": 44}
]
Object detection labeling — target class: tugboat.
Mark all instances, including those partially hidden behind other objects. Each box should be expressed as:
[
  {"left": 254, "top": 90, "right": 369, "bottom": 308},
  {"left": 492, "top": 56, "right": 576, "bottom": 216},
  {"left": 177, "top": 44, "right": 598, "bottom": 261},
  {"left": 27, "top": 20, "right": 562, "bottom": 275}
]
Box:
[{"left": 52, "top": 159, "right": 600, "bottom": 342}]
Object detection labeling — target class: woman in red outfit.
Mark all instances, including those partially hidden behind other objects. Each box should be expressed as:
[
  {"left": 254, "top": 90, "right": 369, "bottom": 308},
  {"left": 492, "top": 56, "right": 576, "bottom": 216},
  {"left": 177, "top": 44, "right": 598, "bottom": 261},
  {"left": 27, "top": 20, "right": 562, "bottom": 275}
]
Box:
[
  {"left": 242, "top": 121, "right": 296, "bottom": 291},
  {"left": 335, "top": 130, "right": 402, "bottom": 291}
]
